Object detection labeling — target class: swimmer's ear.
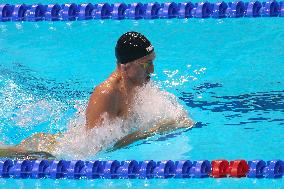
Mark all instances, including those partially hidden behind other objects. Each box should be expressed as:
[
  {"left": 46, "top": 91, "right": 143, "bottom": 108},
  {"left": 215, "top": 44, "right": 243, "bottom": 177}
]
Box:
[{"left": 121, "top": 64, "right": 126, "bottom": 72}]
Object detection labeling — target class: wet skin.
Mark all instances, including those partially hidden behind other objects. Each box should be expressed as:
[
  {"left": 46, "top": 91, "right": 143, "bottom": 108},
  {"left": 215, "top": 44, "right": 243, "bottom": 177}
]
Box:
[{"left": 86, "top": 52, "right": 156, "bottom": 130}]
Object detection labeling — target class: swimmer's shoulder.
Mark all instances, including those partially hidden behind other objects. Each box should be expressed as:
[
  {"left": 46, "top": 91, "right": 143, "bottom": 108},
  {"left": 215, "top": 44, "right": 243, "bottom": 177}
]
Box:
[
  {"left": 93, "top": 73, "right": 122, "bottom": 95},
  {"left": 89, "top": 78, "right": 119, "bottom": 106},
  {"left": 86, "top": 77, "right": 121, "bottom": 128},
  {"left": 94, "top": 79, "right": 118, "bottom": 95}
]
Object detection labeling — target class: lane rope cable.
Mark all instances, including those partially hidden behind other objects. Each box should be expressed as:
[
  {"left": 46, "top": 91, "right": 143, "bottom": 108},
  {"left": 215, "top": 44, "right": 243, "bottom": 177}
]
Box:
[
  {"left": 0, "top": 1, "right": 284, "bottom": 22},
  {"left": 0, "top": 159, "right": 283, "bottom": 179}
]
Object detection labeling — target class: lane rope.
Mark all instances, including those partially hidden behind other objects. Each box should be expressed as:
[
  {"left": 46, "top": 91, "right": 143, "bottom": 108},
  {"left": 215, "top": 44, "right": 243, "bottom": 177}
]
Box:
[
  {"left": 0, "top": 1, "right": 283, "bottom": 22},
  {"left": 0, "top": 159, "right": 283, "bottom": 179}
]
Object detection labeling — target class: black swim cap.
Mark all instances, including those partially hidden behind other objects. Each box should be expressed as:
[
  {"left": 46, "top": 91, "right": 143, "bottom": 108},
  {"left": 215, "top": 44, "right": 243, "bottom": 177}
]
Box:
[{"left": 115, "top": 31, "right": 154, "bottom": 64}]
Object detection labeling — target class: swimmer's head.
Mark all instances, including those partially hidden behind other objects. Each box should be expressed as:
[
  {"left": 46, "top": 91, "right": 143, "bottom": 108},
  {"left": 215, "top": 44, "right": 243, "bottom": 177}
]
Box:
[
  {"left": 116, "top": 31, "right": 155, "bottom": 86},
  {"left": 115, "top": 31, "right": 154, "bottom": 64}
]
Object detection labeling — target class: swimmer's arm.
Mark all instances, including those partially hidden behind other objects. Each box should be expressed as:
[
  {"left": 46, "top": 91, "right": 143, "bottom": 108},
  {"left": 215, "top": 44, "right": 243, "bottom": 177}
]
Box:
[
  {"left": 112, "top": 117, "right": 194, "bottom": 150},
  {"left": 86, "top": 86, "right": 116, "bottom": 130},
  {"left": 111, "top": 130, "right": 151, "bottom": 150},
  {"left": 150, "top": 117, "right": 194, "bottom": 133}
]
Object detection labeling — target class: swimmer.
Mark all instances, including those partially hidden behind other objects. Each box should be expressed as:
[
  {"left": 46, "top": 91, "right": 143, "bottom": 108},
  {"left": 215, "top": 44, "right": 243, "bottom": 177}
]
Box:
[
  {"left": 86, "top": 31, "right": 157, "bottom": 130},
  {"left": 0, "top": 31, "right": 193, "bottom": 158},
  {"left": 86, "top": 31, "right": 193, "bottom": 148}
]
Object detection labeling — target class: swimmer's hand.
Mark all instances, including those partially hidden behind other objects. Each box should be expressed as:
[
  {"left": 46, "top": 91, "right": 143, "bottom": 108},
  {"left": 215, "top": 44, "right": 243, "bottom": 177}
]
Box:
[
  {"left": 111, "top": 117, "right": 194, "bottom": 150},
  {"left": 150, "top": 117, "right": 194, "bottom": 134}
]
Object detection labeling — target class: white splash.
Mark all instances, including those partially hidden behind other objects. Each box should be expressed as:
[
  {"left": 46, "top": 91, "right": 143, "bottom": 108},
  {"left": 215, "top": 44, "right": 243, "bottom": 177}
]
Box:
[
  {"left": 161, "top": 65, "right": 205, "bottom": 88},
  {"left": 131, "top": 82, "right": 190, "bottom": 131},
  {"left": 0, "top": 75, "right": 192, "bottom": 159},
  {"left": 0, "top": 78, "right": 66, "bottom": 129},
  {"left": 193, "top": 67, "right": 207, "bottom": 75},
  {"left": 53, "top": 82, "right": 191, "bottom": 159}
]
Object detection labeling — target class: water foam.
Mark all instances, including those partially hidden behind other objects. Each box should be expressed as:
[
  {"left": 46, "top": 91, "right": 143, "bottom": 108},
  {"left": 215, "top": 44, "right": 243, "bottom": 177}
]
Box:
[
  {"left": 1, "top": 74, "right": 192, "bottom": 159},
  {"left": 54, "top": 82, "right": 192, "bottom": 159},
  {"left": 0, "top": 76, "right": 72, "bottom": 145}
]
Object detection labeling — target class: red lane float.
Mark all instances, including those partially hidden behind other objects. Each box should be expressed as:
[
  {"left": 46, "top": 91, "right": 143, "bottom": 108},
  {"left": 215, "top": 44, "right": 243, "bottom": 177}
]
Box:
[
  {"left": 227, "top": 160, "right": 249, "bottom": 177},
  {"left": 211, "top": 160, "right": 229, "bottom": 178},
  {"left": 211, "top": 160, "right": 249, "bottom": 178}
]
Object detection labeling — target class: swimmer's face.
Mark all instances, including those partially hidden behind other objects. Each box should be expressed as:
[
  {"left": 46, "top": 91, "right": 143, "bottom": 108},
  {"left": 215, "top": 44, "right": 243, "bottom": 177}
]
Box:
[{"left": 124, "top": 52, "right": 155, "bottom": 85}]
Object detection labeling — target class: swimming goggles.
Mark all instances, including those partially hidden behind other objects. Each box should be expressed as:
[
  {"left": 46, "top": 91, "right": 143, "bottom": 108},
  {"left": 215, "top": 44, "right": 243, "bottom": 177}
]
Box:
[{"left": 138, "top": 61, "right": 153, "bottom": 70}]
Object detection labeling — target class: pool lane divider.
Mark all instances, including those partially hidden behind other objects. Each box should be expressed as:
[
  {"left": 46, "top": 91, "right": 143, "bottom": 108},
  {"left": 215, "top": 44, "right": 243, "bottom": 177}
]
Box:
[
  {"left": 0, "top": 159, "right": 283, "bottom": 179},
  {"left": 0, "top": 1, "right": 284, "bottom": 22}
]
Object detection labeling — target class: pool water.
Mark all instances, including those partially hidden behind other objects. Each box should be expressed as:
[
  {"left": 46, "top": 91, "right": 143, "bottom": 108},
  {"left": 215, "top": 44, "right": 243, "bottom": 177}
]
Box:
[{"left": 0, "top": 0, "right": 284, "bottom": 188}]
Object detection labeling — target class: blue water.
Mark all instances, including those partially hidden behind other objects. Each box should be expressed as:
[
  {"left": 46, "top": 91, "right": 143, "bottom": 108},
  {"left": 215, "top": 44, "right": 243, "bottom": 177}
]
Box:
[{"left": 0, "top": 2, "right": 284, "bottom": 188}]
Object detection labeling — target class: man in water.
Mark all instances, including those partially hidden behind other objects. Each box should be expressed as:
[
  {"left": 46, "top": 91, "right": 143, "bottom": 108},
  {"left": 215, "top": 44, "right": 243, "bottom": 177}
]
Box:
[
  {"left": 86, "top": 31, "right": 156, "bottom": 130},
  {"left": 86, "top": 31, "right": 193, "bottom": 148},
  {"left": 0, "top": 31, "right": 193, "bottom": 158}
]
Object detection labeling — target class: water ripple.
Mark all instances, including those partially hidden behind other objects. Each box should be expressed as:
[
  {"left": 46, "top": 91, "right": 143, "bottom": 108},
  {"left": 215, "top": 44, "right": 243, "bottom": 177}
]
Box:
[
  {"left": 180, "top": 82, "right": 284, "bottom": 126},
  {"left": 180, "top": 90, "right": 284, "bottom": 113}
]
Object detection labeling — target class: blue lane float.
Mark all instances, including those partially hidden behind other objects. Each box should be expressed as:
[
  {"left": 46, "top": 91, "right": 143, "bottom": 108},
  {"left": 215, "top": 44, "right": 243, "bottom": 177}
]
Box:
[
  {"left": 212, "top": 1, "right": 228, "bottom": 18},
  {"left": 227, "top": 1, "right": 246, "bottom": 17},
  {"left": 1, "top": 159, "right": 283, "bottom": 179},
  {"left": 154, "top": 160, "right": 176, "bottom": 178},
  {"left": 245, "top": 1, "right": 262, "bottom": 17},
  {"left": 0, "top": 1, "right": 284, "bottom": 21},
  {"left": 139, "top": 160, "right": 156, "bottom": 178},
  {"left": 112, "top": 3, "right": 128, "bottom": 20},
  {"left": 31, "top": 160, "right": 50, "bottom": 179},
  {"left": 78, "top": 3, "right": 95, "bottom": 20},
  {"left": 11, "top": 160, "right": 34, "bottom": 179},
  {"left": 178, "top": 2, "right": 195, "bottom": 18},
  {"left": 66, "top": 160, "right": 85, "bottom": 179},
  {"left": 262, "top": 1, "right": 280, "bottom": 16},
  {"left": 190, "top": 160, "right": 211, "bottom": 178},
  {"left": 12, "top": 4, "right": 28, "bottom": 21},
  {"left": 117, "top": 160, "right": 140, "bottom": 179},
  {"left": 49, "top": 160, "right": 69, "bottom": 179},
  {"left": 60, "top": 3, "right": 78, "bottom": 21},
  {"left": 126, "top": 3, "right": 145, "bottom": 19},
  {"left": 159, "top": 2, "right": 179, "bottom": 18},
  {"left": 248, "top": 160, "right": 266, "bottom": 178},
  {"left": 0, "top": 4, "right": 13, "bottom": 21},
  {"left": 0, "top": 159, "right": 13, "bottom": 178},
  {"left": 45, "top": 4, "right": 61, "bottom": 21},
  {"left": 281, "top": 1, "right": 284, "bottom": 16},
  {"left": 195, "top": 2, "right": 212, "bottom": 18},
  {"left": 25, "top": 4, "right": 46, "bottom": 21},
  {"left": 144, "top": 2, "right": 161, "bottom": 19},
  {"left": 175, "top": 160, "right": 192, "bottom": 178},
  {"left": 93, "top": 3, "right": 112, "bottom": 19},
  {"left": 86, "top": 161, "right": 104, "bottom": 178},
  {"left": 102, "top": 160, "right": 121, "bottom": 179},
  {"left": 264, "top": 160, "right": 284, "bottom": 178}
]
